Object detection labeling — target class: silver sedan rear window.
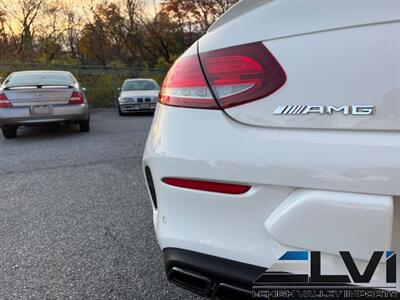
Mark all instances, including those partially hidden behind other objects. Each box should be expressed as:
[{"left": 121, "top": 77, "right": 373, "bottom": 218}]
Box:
[{"left": 5, "top": 72, "right": 75, "bottom": 87}]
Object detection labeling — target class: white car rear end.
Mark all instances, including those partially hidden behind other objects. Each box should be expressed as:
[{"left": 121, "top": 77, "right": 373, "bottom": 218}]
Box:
[{"left": 143, "top": 0, "right": 400, "bottom": 298}]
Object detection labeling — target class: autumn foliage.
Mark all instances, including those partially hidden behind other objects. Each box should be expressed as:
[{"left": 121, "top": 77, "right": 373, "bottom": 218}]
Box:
[{"left": 0, "top": 0, "right": 238, "bottom": 67}]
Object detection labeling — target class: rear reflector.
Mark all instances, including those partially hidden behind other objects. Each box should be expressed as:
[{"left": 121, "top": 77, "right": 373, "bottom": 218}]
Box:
[
  {"left": 200, "top": 42, "right": 286, "bottom": 108},
  {"left": 159, "top": 42, "right": 286, "bottom": 109},
  {"left": 162, "top": 178, "right": 250, "bottom": 194},
  {"left": 68, "top": 91, "right": 84, "bottom": 105},
  {"left": 0, "top": 94, "right": 12, "bottom": 108}
]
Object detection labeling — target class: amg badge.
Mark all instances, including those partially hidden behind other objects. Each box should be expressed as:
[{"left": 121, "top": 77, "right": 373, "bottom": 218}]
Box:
[{"left": 273, "top": 105, "right": 375, "bottom": 115}]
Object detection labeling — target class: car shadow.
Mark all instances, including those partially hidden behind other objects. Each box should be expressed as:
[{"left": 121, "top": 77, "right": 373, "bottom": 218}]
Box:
[
  {"left": 120, "top": 111, "right": 155, "bottom": 117},
  {"left": 15, "top": 123, "right": 83, "bottom": 140}
]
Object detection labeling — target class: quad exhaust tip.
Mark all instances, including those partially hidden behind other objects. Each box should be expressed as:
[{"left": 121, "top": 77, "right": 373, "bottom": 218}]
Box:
[{"left": 167, "top": 266, "right": 253, "bottom": 299}]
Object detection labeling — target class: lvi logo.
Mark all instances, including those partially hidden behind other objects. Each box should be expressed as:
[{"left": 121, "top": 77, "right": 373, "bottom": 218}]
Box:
[{"left": 254, "top": 250, "right": 397, "bottom": 288}]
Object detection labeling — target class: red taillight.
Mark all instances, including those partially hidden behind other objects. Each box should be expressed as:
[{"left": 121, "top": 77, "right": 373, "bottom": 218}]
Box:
[
  {"left": 69, "top": 91, "right": 84, "bottom": 105},
  {"left": 200, "top": 42, "right": 286, "bottom": 108},
  {"left": 162, "top": 178, "right": 250, "bottom": 195},
  {"left": 0, "top": 94, "right": 12, "bottom": 108},
  {"left": 159, "top": 42, "right": 286, "bottom": 109},
  {"left": 159, "top": 55, "right": 218, "bottom": 109}
]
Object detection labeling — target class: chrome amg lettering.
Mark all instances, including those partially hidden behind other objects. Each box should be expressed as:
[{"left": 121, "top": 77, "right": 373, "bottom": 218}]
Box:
[{"left": 273, "top": 105, "right": 375, "bottom": 115}]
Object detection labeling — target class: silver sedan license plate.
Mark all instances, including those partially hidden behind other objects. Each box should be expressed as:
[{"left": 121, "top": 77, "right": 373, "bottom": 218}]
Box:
[
  {"left": 31, "top": 105, "right": 54, "bottom": 116},
  {"left": 140, "top": 103, "right": 151, "bottom": 109}
]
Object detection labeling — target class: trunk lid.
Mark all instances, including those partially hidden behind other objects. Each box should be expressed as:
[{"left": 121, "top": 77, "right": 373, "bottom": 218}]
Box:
[
  {"left": 199, "top": 0, "right": 400, "bottom": 131},
  {"left": 4, "top": 87, "right": 74, "bottom": 107}
]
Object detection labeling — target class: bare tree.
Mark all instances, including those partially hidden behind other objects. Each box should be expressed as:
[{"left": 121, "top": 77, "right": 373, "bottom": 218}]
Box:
[
  {"left": 36, "top": 2, "right": 67, "bottom": 61},
  {"left": 120, "top": 0, "right": 146, "bottom": 63},
  {"left": 0, "top": 0, "right": 45, "bottom": 61},
  {"left": 0, "top": 8, "right": 10, "bottom": 59},
  {"left": 63, "top": 7, "right": 83, "bottom": 61}
]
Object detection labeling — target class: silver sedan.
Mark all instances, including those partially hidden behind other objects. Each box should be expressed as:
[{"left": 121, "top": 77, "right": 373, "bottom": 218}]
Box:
[
  {"left": 117, "top": 79, "right": 159, "bottom": 115},
  {"left": 0, "top": 70, "right": 90, "bottom": 139}
]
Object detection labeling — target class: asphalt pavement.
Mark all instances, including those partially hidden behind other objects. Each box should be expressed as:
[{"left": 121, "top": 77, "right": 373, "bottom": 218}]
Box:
[{"left": 0, "top": 109, "right": 200, "bottom": 299}]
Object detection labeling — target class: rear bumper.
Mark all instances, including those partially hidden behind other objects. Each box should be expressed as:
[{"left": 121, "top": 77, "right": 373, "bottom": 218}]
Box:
[
  {"left": 143, "top": 104, "right": 400, "bottom": 291},
  {"left": 0, "top": 104, "right": 89, "bottom": 127},
  {"left": 119, "top": 102, "right": 156, "bottom": 112}
]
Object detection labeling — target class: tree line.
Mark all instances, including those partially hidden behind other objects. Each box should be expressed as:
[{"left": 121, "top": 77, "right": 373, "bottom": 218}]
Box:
[{"left": 0, "top": 0, "right": 238, "bottom": 68}]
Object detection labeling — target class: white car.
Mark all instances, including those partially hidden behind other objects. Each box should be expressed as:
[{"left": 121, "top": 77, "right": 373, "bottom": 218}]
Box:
[
  {"left": 117, "top": 79, "right": 159, "bottom": 115},
  {"left": 143, "top": 0, "right": 400, "bottom": 298}
]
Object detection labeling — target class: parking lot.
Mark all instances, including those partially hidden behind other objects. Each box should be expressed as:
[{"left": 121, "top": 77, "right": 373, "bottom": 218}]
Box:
[{"left": 0, "top": 109, "right": 200, "bottom": 299}]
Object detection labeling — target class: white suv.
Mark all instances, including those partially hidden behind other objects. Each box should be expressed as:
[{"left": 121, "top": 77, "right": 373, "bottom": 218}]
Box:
[{"left": 143, "top": 0, "right": 400, "bottom": 298}]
